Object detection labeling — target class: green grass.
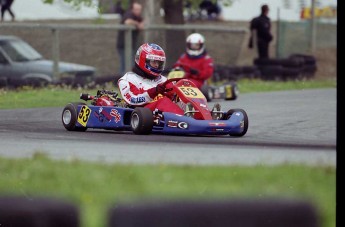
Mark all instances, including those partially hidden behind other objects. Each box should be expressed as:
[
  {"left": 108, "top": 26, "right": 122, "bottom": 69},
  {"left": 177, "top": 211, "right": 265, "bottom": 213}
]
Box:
[
  {"left": 0, "top": 79, "right": 337, "bottom": 227},
  {"left": 0, "top": 155, "right": 335, "bottom": 227},
  {"left": 0, "top": 78, "right": 336, "bottom": 109}
]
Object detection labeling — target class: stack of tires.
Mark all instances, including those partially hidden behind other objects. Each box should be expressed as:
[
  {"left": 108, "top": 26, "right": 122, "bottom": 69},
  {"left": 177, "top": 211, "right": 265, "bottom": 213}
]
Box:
[
  {"left": 289, "top": 54, "right": 317, "bottom": 79},
  {"left": 213, "top": 65, "right": 261, "bottom": 82},
  {"left": 253, "top": 54, "right": 317, "bottom": 81}
]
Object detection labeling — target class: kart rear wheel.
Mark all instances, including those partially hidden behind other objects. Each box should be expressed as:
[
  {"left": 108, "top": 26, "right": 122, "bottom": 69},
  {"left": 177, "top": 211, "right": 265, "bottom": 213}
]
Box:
[
  {"left": 225, "top": 108, "right": 248, "bottom": 137},
  {"left": 130, "top": 107, "right": 153, "bottom": 135},
  {"left": 62, "top": 102, "right": 87, "bottom": 131},
  {"left": 224, "top": 82, "right": 239, "bottom": 101}
]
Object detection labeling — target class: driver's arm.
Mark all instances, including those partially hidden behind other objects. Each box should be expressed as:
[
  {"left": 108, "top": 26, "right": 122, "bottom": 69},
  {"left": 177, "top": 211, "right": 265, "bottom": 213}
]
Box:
[
  {"left": 118, "top": 78, "right": 154, "bottom": 106},
  {"left": 198, "top": 56, "right": 214, "bottom": 81}
]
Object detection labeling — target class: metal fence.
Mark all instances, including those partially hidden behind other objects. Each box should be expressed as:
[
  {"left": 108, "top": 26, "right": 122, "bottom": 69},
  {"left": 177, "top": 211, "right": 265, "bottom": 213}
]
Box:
[
  {"left": 276, "top": 20, "right": 337, "bottom": 58},
  {"left": 0, "top": 23, "right": 247, "bottom": 79},
  {"left": 1, "top": 20, "right": 335, "bottom": 80}
]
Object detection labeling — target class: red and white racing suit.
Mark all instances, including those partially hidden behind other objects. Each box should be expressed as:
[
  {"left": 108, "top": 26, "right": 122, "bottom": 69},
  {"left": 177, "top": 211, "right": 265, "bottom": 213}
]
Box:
[
  {"left": 173, "top": 53, "right": 214, "bottom": 89},
  {"left": 118, "top": 72, "right": 184, "bottom": 115}
]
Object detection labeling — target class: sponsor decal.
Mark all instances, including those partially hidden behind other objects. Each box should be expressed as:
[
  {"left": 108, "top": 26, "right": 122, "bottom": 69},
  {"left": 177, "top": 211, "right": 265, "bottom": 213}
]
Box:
[
  {"left": 77, "top": 105, "right": 92, "bottom": 127},
  {"left": 121, "top": 86, "right": 128, "bottom": 91},
  {"left": 110, "top": 109, "right": 121, "bottom": 123},
  {"left": 208, "top": 122, "right": 227, "bottom": 127},
  {"left": 167, "top": 120, "right": 178, "bottom": 128},
  {"left": 199, "top": 103, "right": 206, "bottom": 108},
  {"left": 124, "top": 93, "right": 131, "bottom": 100},
  {"left": 211, "top": 128, "right": 225, "bottom": 132},
  {"left": 94, "top": 111, "right": 104, "bottom": 123},
  {"left": 147, "top": 54, "right": 166, "bottom": 61},
  {"left": 98, "top": 107, "right": 112, "bottom": 122},
  {"left": 235, "top": 113, "right": 240, "bottom": 116},
  {"left": 143, "top": 44, "right": 153, "bottom": 52},
  {"left": 240, "top": 120, "right": 244, "bottom": 128},
  {"left": 167, "top": 120, "right": 188, "bottom": 129},
  {"left": 300, "top": 6, "right": 336, "bottom": 19},
  {"left": 130, "top": 96, "right": 146, "bottom": 104},
  {"left": 178, "top": 122, "right": 188, "bottom": 129}
]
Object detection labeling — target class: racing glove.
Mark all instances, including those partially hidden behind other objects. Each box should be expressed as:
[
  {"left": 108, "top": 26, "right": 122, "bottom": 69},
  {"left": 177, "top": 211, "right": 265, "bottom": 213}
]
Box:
[
  {"left": 147, "top": 84, "right": 165, "bottom": 98},
  {"left": 155, "top": 83, "right": 165, "bottom": 94},
  {"left": 190, "top": 68, "right": 199, "bottom": 75}
]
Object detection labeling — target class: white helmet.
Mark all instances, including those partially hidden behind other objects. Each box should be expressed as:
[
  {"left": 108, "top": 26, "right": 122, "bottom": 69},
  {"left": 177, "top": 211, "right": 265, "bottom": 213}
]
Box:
[{"left": 186, "top": 33, "right": 205, "bottom": 57}]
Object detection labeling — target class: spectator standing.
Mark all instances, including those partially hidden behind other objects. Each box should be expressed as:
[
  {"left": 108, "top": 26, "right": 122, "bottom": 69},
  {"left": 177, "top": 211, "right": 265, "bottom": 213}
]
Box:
[
  {"left": 199, "top": 0, "right": 223, "bottom": 21},
  {"left": 1, "top": 0, "right": 15, "bottom": 22},
  {"left": 248, "top": 4, "right": 273, "bottom": 59},
  {"left": 116, "top": 2, "right": 144, "bottom": 75}
]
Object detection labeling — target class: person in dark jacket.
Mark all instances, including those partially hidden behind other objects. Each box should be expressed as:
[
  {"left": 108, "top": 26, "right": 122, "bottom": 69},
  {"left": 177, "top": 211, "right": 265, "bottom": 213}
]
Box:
[
  {"left": 116, "top": 2, "right": 144, "bottom": 75},
  {"left": 248, "top": 4, "right": 273, "bottom": 59},
  {"left": 1, "top": 0, "right": 15, "bottom": 22}
]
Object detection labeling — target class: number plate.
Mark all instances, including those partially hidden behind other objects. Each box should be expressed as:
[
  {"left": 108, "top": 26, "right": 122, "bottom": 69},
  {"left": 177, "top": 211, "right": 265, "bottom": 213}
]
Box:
[
  {"left": 167, "top": 71, "right": 185, "bottom": 79},
  {"left": 178, "top": 86, "right": 204, "bottom": 98},
  {"left": 77, "top": 105, "right": 92, "bottom": 127},
  {"left": 225, "top": 85, "right": 233, "bottom": 99}
]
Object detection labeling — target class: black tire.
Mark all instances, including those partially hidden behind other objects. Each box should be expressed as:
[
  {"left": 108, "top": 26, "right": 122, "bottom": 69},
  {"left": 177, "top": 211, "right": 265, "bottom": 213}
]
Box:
[
  {"left": 258, "top": 65, "right": 283, "bottom": 81},
  {"left": 201, "top": 84, "right": 213, "bottom": 102},
  {"left": 301, "top": 65, "right": 317, "bottom": 79},
  {"left": 289, "top": 54, "right": 316, "bottom": 65},
  {"left": 62, "top": 102, "right": 87, "bottom": 131},
  {"left": 130, "top": 107, "right": 153, "bottom": 135},
  {"left": 281, "top": 67, "right": 302, "bottom": 81},
  {"left": 25, "top": 78, "right": 49, "bottom": 88},
  {"left": 0, "top": 77, "right": 7, "bottom": 88},
  {"left": 224, "top": 82, "right": 239, "bottom": 101},
  {"left": 225, "top": 108, "right": 248, "bottom": 137}
]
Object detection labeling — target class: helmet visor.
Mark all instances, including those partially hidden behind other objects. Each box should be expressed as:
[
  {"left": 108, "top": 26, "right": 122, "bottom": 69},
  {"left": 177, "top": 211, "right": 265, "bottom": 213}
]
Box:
[
  {"left": 187, "top": 42, "right": 203, "bottom": 51},
  {"left": 147, "top": 59, "right": 165, "bottom": 71},
  {"left": 146, "top": 54, "right": 166, "bottom": 72}
]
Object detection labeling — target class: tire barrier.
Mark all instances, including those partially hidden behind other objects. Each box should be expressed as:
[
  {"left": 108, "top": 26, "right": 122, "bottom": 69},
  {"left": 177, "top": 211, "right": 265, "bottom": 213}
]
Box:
[
  {"left": 253, "top": 54, "right": 317, "bottom": 81},
  {"left": 213, "top": 65, "right": 260, "bottom": 82},
  {"left": 108, "top": 198, "right": 320, "bottom": 227},
  {"left": 0, "top": 196, "right": 320, "bottom": 227},
  {"left": 0, "top": 196, "right": 80, "bottom": 227}
]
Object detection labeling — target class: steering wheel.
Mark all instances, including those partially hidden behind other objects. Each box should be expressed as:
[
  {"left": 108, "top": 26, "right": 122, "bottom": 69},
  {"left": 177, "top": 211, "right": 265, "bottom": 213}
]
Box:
[
  {"left": 159, "top": 78, "right": 183, "bottom": 98},
  {"left": 162, "top": 77, "right": 183, "bottom": 87}
]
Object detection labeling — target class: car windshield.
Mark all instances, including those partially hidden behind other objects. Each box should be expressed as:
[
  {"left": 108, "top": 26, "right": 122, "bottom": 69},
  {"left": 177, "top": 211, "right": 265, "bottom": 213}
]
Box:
[{"left": 0, "top": 39, "right": 43, "bottom": 62}]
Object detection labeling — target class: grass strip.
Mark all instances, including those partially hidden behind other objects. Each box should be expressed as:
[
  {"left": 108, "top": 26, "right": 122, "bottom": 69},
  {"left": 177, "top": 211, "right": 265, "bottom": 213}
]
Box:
[
  {"left": 0, "top": 78, "right": 336, "bottom": 109},
  {"left": 0, "top": 155, "right": 335, "bottom": 227}
]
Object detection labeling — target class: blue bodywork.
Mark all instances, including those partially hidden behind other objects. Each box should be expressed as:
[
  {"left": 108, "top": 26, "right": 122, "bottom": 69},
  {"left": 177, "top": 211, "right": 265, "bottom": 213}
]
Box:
[{"left": 75, "top": 105, "right": 246, "bottom": 136}]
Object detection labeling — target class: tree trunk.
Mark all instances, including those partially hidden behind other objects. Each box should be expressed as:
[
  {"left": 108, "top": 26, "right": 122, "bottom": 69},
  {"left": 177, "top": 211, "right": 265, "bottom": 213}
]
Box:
[
  {"left": 139, "top": 0, "right": 164, "bottom": 45},
  {"left": 163, "top": 0, "right": 186, "bottom": 68}
]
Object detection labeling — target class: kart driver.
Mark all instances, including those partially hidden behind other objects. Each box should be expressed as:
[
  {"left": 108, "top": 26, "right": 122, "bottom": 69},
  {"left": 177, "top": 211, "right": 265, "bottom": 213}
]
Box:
[
  {"left": 117, "top": 43, "right": 184, "bottom": 115},
  {"left": 173, "top": 33, "right": 214, "bottom": 89}
]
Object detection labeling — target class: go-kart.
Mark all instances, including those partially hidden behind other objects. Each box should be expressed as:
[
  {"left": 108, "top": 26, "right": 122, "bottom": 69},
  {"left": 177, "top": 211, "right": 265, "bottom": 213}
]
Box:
[
  {"left": 61, "top": 78, "right": 248, "bottom": 137},
  {"left": 166, "top": 67, "right": 239, "bottom": 102}
]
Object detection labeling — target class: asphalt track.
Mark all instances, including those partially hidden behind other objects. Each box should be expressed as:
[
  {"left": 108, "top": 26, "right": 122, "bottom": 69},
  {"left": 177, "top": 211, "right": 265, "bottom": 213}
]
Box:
[{"left": 0, "top": 88, "right": 336, "bottom": 166}]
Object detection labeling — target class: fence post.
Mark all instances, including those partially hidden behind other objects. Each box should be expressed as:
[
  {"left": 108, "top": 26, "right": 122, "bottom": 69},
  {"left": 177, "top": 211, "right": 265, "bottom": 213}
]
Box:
[
  {"left": 52, "top": 28, "right": 60, "bottom": 82},
  {"left": 276, "top": 8, "right": 280, "bottom": 58},
  {"left": 124, "top": 28, "right": 132, "bottom": 72},
  {"left": 310, "top": 0, "right": 317, "bottom": 53}
]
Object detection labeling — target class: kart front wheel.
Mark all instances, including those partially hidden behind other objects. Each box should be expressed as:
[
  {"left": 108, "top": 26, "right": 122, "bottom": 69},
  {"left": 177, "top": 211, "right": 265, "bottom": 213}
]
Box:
[
  {"left": 225, "top": 108, "right": 248, "bottom": 137},
  {"left": 62, "top": 103, "right": 87, "bottom": 131},
  {"left": 130, "top": 107, "right": 153, "bottom": 135}
]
